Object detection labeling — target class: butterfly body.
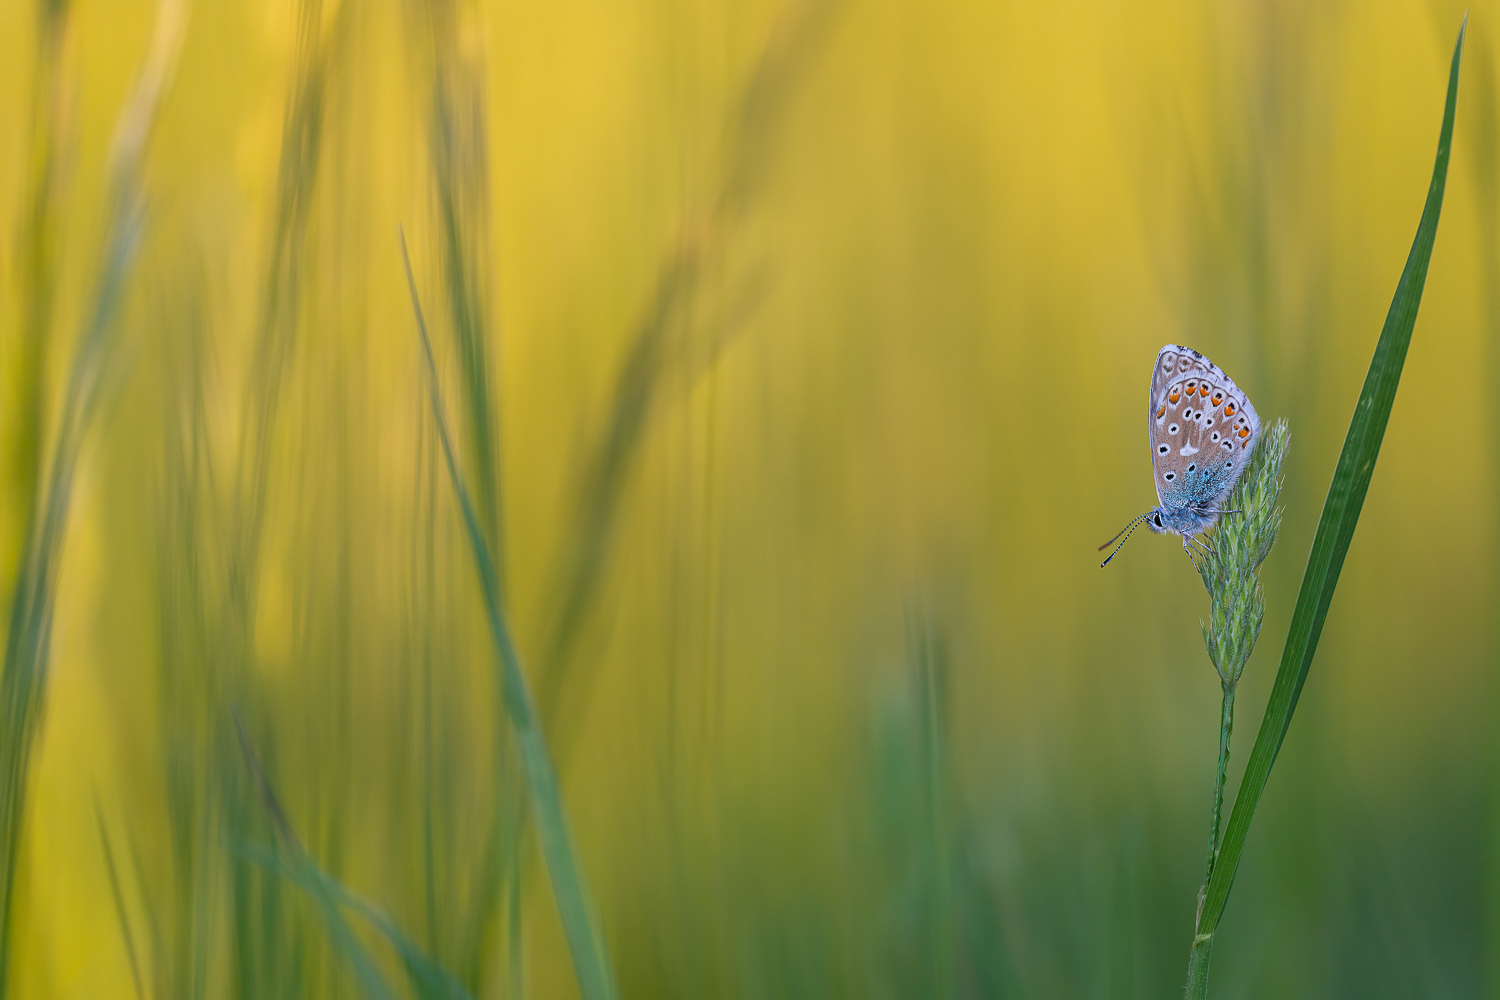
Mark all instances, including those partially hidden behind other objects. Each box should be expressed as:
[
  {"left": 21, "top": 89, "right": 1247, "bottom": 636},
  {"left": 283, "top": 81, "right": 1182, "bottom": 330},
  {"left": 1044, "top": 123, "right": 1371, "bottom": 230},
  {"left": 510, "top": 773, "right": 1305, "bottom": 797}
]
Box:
[{"left": 1100, "top": 345, "right": 1261, "bottom": 566}]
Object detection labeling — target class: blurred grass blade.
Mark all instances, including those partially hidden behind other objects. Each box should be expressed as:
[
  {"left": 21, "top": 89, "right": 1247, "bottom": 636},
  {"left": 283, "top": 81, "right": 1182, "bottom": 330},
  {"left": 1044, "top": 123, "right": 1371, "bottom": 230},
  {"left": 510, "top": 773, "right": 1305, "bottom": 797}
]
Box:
[
  {"left": 94, "top": 797, "right": 146, "bottom": 1000},
  {"left": 234, "top": 715, "right": 402, "bottom": 1000},
  {"left": 335, "top": 889, "right": 473, "bottom": 1000},
  {"left": 245, "top": 848, "right": 400, "bottom": 1000},
  {"left": 1195, "top": 18, "right": 1464, "bottom": 946},
  {"left": 289, "top": 855, "right": 474, "bottom": 1000},
  {"left": 401, "top": 231, "right": 620, "bottom": 1000},
  {"left": 10, "top": 0, "right": 72, "bottom": 569},
  {"left": 537, "top": 0, "right": 840, "bottom": 736},
  {"left": 0, "top": 0, "right": 185, "bottom": 990},
  {"left": 230, "top": 0, "right": 346, "bottom": 623},
  {"left": 238, "top": 827, "right": 475, "bottom": 1000}
]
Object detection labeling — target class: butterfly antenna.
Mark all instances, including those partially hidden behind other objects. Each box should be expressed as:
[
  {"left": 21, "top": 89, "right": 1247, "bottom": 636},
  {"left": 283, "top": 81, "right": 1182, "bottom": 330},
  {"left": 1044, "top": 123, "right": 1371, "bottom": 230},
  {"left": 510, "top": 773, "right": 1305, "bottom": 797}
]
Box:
[
  {"left": 1098, "top": 513, "right": 1145, "bottom": 551},
  {"left": 1099, "top": 513, "right": 1149, "bottom": 568}
]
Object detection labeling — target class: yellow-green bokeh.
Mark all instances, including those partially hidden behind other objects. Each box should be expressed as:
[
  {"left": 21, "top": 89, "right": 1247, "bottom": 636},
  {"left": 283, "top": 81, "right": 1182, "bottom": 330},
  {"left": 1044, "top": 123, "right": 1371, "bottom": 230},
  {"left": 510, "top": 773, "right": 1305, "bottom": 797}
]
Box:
[{"left": 0, "top": 0, "right": 1496, "bottom": 997}]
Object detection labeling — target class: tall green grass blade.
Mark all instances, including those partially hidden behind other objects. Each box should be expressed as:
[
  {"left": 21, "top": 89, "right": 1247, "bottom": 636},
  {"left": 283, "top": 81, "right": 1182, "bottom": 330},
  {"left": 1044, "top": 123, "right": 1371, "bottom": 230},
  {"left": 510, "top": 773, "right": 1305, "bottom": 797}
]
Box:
[
  {"left": 0, "top": 1, "right": 184, "bottom": 990},
  {"left": 241, "top": 704, "right": 469, "bottom": 1000},
  {"left": 416, "top": 0, "right": 503, "bottom": 568},
  {"left": 242, "top": 841, "right": 476, "bottom": 1000},
  {"left": 406, "top": 7, "right": 517, "bottom": 983},
  {"left": 401, "top": 231, "right": 621, "bottom": 1000},
  {"left": 233, "top": 715, "right": 401, "bottom": 1000},
  {"left": 251, "top": 849, "right": 400, "bottom": 1000},
  {"left": 311, "top": 863, "right": 473, "bottom": 1000},
  {"left": 537, "top": 0, "right": 840, "bottom": 736},
  {"left": 1192, "top": 14, "right": 1465, "bottom": 961},
  {"left": 215, "top": 7, "right": 344, "bottom": 995},
  {"left": 10, "top": 0, "right": 71, "bottom": 573},
  {"left": 230, "top": 0, "right": 346, "bottom": 623}
]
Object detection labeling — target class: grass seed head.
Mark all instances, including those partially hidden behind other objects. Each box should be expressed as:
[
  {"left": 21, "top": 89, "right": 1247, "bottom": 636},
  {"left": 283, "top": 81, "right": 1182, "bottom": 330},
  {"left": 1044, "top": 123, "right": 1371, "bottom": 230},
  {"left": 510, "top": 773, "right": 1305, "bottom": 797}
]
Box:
[{"left": 1197, "top": 419, "right": 1289, "bottom": 688}]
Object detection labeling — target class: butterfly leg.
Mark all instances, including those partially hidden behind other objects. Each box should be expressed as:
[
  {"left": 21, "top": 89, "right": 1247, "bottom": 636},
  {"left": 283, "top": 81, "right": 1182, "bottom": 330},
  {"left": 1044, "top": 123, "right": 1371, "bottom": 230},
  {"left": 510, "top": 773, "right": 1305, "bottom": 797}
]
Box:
[{"left": 1180, "top": 535, "right": 1203, "bottom": 572}]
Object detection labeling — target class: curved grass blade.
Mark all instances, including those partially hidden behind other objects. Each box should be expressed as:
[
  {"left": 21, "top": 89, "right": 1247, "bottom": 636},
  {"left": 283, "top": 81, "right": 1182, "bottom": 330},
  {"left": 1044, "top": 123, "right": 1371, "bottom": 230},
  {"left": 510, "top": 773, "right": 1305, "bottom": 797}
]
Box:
[
  {"left": 1193, "top": 15, "right": 1465, "bottom": 959},
  {"left": 401, "top": 231, "right": 620, "bottom": 1000},
  {"left": 237, "top": 841, "right": 475, "bottom": 1000},
  {"left": 233, "top": 713, "right": 413, "bottom": 1000}
]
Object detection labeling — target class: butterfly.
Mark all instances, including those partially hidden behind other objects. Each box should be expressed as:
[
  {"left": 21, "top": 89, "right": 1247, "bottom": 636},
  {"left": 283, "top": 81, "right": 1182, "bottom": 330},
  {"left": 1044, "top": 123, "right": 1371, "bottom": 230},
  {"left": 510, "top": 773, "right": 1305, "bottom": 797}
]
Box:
[{"left": 1100, "top": 345, "right": 1261, "bottom": 567}]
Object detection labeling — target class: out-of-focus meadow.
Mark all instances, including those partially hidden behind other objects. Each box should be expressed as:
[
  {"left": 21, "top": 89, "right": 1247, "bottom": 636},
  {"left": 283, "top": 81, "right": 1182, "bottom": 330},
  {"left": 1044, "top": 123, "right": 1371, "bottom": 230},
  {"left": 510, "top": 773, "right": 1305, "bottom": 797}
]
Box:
[{"left": 0, "top": 0, "right": 1496, "bottom": 996}]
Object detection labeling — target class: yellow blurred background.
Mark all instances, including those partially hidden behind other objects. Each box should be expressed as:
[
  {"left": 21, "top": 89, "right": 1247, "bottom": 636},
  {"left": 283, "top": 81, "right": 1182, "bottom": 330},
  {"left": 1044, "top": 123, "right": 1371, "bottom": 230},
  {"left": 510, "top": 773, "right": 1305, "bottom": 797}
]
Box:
[{"left": 0, "top": 0, "right": 1495, "bottom": 997}]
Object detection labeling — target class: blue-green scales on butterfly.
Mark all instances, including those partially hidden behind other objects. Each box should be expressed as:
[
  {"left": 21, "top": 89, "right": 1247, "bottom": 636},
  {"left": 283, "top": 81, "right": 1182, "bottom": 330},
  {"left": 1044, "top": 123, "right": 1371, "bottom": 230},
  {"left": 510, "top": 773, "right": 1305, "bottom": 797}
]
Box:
[{"left": 1100, "top": 345, "right": 1261, "bottom": 567}]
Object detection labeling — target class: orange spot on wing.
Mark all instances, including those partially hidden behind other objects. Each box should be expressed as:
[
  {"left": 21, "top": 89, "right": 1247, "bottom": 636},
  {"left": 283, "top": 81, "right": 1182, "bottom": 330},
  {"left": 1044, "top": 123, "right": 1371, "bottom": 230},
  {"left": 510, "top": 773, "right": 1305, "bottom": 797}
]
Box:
[
  {"left": 1169, "top": 391, "right": 1181, "bottom": 403},
  {"left": 1238, "top": 427, "right": 1249, "bottom": 439},
  {"left": 1211, "top": 392, "right": 1223, "bottom": 406},
  {"left": 1157, "top": 405, "right": 1166, "bottom": 418},
  {"left": 1199, "top": 385, "right": 1210, "bottom": 397},
  {"left": 1223, "top": 403, "right": 1236, "bottom": 416}
]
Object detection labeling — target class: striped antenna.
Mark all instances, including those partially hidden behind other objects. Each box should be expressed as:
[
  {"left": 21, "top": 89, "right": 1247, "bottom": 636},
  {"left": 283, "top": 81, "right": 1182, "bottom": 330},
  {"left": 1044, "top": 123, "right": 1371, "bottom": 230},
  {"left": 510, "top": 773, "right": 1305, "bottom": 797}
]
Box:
[{"left": 1098, "top": 512, "right": 1150, "bottom": 568}]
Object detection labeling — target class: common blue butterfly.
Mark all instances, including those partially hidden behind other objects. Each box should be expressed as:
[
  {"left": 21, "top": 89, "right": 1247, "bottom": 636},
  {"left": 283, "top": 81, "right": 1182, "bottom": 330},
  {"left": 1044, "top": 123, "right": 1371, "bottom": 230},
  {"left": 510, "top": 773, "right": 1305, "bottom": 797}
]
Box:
[{"left": 1100, "top": 345, "right": 1261, "bottom": 567}]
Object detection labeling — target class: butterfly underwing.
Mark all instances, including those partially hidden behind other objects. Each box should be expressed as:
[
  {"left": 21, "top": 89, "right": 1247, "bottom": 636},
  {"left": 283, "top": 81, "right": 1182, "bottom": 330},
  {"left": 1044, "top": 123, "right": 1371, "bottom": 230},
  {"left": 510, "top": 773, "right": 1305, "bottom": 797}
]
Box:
[{"left": 1099, "top": 345, "right": 1261, "bottom": 566}]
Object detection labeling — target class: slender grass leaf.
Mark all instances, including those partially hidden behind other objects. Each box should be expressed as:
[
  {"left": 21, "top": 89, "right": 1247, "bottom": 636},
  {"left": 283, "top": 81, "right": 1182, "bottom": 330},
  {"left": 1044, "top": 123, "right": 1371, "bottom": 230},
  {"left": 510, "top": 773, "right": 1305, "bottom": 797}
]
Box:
[
  {"left": 234, "top": 715, "right": 404, "bottom": 1000},
  {"left": 239, "top": 845, "right": 400, "bottom": 1000},
  {"left": 0, "top": 2, "right": 184, "bottom": 989},
  {"left": 240, "top": 843, "right": 474, "bottom": 1000},
  {"left": 94, "top": 797, "right": 146, "bottom": 1000},
  {"left": 401, "top": 231, "right": 621, "bottom": 1000},
  {"left": 315, "top": 868, "right": 474, "bottom": 1000},
  {"left": 1195, "top": 19, "right": 1465, "bottom": 941}
]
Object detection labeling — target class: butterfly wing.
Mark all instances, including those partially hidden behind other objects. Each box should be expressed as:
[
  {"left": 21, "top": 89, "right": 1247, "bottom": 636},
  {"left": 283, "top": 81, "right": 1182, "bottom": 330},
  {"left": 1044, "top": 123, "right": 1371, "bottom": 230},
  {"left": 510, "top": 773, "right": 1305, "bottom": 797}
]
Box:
[{"left": 1148, "top": 345, "right": 1261, "bottom": 512}]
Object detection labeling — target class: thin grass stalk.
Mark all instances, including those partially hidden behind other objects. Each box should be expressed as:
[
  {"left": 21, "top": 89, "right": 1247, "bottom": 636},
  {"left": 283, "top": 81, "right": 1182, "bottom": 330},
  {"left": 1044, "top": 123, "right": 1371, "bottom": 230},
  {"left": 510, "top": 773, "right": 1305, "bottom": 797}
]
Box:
[
  {"left": 228, "top": 0, "right": 343, "bottom": 624},
  {"left": 488, "top": 12, "right": 837, "bottom": 990},
  {"left": 537, "top": 0, "right": 841, "bottom": 736},
  {"left": 0, "top": 0, "right": 184, "bottom": 990},
  {"left": 95, "top": 798, "right": 147, "bottom": 1000},
  {"left": 9, "top": 0, "right": 71, "bottom": 575},
  {"left": 234, "top": 728, "right": 474, "bottom": 1000},
  {"left": 115, "top": 792, "right": 168, "bottom": 1000},
  {"left": 240, "top": 703, "right": 482, "bottom": 999},
  {"left": 213, "top": 5, "right": 342, "bottom": 994},
  {"left": 907, "top": 603, "right": 954, "bottom": 999},
  {"left": 402, "top": 233, "right": 620, "bottom": 1000},
  {"left": 232, "top": 716, "right": 401, "bottom": 1000},
  {"left": 407, "top": 3, "right": 516, "bottom": 985},
  {"left": 420, "top": 0, "right": 502, "bottom": 565},
  {"left": 151, "top": 281, "right": 219, "bottom": 1000},
  {"left": 1201, "top": 684, "right": 1234, "bottom": 891}
]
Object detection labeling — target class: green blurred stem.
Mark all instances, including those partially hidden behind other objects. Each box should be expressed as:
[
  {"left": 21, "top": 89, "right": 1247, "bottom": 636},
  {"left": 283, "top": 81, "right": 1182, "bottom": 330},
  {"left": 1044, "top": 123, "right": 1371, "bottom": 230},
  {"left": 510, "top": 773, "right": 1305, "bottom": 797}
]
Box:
[
  {"left": 402, "top": 233, "right": 619, "bottom": 1000},
  {"left": 1203, "top": 683, "right": 1235, "bottom": 889},
  {"left": 1186, "top": 682, "right": 1233, "bottom": 1000},
  {"left": 1185, "top": 932, "right": 1213, "bottom": 1000}
]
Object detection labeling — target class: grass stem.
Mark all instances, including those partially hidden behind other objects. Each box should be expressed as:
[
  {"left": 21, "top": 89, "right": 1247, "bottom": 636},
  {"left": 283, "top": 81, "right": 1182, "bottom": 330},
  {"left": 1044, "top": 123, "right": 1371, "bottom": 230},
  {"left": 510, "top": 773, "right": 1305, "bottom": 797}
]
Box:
[
  {"left": 1202, "top": 683, "right": 1235, "bottom": 892},
  {"left": 402, "top": 231, "right": 620, "bottom": 1000}
]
